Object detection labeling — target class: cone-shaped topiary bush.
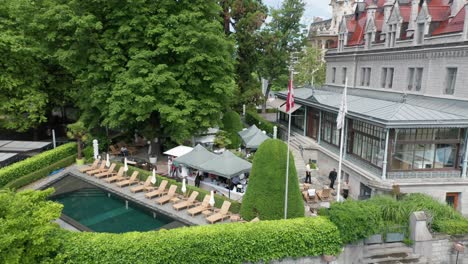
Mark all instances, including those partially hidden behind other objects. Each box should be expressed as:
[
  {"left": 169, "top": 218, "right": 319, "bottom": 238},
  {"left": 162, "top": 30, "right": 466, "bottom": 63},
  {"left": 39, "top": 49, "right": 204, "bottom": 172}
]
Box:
[
  {"left": 222, "top": 110, "right": 243, "bottom": 148},
  {"left": 240, "top": 139, "right": 304, "bottom": 220}
]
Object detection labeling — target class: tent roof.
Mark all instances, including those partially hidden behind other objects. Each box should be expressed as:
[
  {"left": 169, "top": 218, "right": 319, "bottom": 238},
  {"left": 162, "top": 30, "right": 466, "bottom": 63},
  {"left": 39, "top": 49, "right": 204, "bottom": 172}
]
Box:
[
  {"left": 163, "top": 146, "right": 193, "bottom": 157},
  {"left": 238, "top": 125, "right": 260, "bottom": 139},
  {"left": 174, "top": 144, "right": 217, "bottom": 170},
  {"left": 244, "top": 131, "right": 270, "bottom": 149},
  {"left": 198, "top": 150, "right": 252, "bottom": 179}
]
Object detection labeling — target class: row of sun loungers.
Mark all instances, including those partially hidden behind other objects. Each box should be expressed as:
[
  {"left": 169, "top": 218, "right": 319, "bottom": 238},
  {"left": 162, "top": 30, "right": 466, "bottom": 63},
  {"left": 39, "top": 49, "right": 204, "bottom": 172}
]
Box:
[{"left": 79, "top": 160, "right": 233, "bottom": 224}]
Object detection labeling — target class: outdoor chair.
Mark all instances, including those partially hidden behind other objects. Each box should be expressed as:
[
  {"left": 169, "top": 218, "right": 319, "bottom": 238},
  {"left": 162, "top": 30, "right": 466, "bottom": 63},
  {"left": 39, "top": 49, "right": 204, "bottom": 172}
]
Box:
[
  {"left": 187, "top": 195, "right": 210, "bottom": 217},
  {"left": 103, "top": 167, "right": 125, "bottom": 183},
  {"left": 145, "top": 180, "right": 168, "bottom": 199},
  {"left": 302, "top": 189, "right": 318, "bottom": 204},
  {"left": 79, "top": 159, "right": 100, "bottom": 173},
  {"left": 316, "top": 187, "right": 331, "bottom": 201},
  {"left": 130, "top": 175, "right": 152, "bottom": 193},
  {"left": 116, "top": 142, "right": 137, "bottom": 155},
  {"left": 116, "top": 172, "right": 139, "bottom": 187},
  {"left": 173, "top": 191, "right": 199, "bottom": 211},
  {"left": 155, "top": 185, "right": 178, "bottom": 205},
  {"left": 109, "top": 145, "right": 121, "bottom": 156},
  {"left": 86, "top": 162, "right": 107, "bottom": 175},
  {"left": 206, "top": 201, "right": 231, "bottom": 224},
  {"left": 94, "top": 163, "right": 116, "bottom": 178}
]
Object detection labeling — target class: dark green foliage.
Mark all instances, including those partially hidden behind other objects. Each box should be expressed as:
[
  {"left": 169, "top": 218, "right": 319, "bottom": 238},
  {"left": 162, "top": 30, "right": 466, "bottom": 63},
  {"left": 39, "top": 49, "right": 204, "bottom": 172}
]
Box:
[
  {"left": 222, "top": 110, "right": 243, "bottom": 148},
  {"left": 245, "top": 110, "right": 274, "bottom": 135},
  {"left": 240, "top": 139, "right": 303, "bottom": 220},
  {"left": 57, "top": 217, "right": 341, "bottom": 263},
  {"left": 295, "top": 45, "right": 326, "bottom": 87},
  {"left": 0, "top": 143, "right": 76, "bottom": 187},
  {"left": 327, "top": 200, "right": 384, "bottom": 244},
  {"left": 3, "top": 155, "right": 76, "bottom": 190},
  {"left": 0, "top": 189, "right": 63, "bottom": 263},
  {"left": 434, "top": 219, "right": 468, "bottom": 235}
]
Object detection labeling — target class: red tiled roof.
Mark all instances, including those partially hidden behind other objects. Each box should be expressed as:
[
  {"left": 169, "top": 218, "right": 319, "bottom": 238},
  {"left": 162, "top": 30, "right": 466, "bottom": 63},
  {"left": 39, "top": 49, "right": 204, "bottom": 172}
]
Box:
[
  {"left": 399, "top": 6, "right": 413, "bottom": 22},
  {"left": 347, "top": 14, "right": 367, "bottom": 46},
  {"left": 429, "top": 6, "right": 451, "bottom": 21},
  {"left": 432, "top": 6, "right": 465, "bottom": 35},
  {"left": 375, "top": 12, "right": 385, "bottom": 31}
]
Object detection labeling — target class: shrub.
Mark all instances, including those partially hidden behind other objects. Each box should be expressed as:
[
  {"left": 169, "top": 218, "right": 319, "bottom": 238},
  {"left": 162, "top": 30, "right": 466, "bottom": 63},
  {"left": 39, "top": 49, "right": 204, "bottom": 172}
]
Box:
[
  {"left": 222, "top": 110, "right": 243, "bottom": 148},
  {"left": 245, "top": 110, "right": 274, "bottom": 135},
  {"left": 57, "top": 217, "right": 342, "bottom": 263},
  {"left": 3, "top": 155, "right": 76, "bottom": 190},
  {"left": 0, "top": 143, "right": 76, "bottom": 188},
  {"left": 434, "top": 219, "right": 468, "bottom": 235},
  {"left": 240, "top": 139, "right": 304, "bottom": 220},
  {"left": 327, "top": 200, "right": 383, "bottom": 244}
]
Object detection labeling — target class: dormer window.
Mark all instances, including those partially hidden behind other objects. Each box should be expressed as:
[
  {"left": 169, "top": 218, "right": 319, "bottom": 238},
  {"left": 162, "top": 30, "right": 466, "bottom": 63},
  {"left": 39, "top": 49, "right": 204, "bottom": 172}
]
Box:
[
  {"left": 416, "top": 22, "right": 425, "bottom": 44},
  {"left": 387, "top": 24, "right": 397, "bottom": 48},
  {"left": 338, "top": 32, "right": 346, "bottom": 52}
]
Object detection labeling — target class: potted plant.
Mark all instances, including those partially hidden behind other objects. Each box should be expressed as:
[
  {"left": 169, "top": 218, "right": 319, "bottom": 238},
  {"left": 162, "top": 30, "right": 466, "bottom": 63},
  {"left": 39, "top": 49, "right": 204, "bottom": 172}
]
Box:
[{"left": 67, "top": 121, "right": 88, "bottom": 165}]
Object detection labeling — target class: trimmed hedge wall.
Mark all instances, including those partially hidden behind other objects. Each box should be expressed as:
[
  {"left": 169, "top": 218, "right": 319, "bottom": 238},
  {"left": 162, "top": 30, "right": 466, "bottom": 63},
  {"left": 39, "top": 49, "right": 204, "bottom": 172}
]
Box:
[
  {"left": 3, "top": 155, "right": 76, "bottom": 190},
  {"left": 245, "top": 110, "right": 274, "bottom": 135},
  {"left": 113, "top": 163, "right": 242, "bottom": 214},
  {"left": 222, "top": 110, "right": 243, "bottom": 148},
  {"left": 0, "top": 143, "right": 76, "bottom": 188},
  {"left": 240, "top": 139, "right": 304, "bottom": 220},
  {"left": 57, "top": 217, "right": 342, "bottom": 263}
]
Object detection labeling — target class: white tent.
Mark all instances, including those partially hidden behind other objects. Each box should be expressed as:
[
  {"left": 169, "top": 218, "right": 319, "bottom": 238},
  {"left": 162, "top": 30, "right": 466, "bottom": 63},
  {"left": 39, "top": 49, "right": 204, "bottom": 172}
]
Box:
[{"left": 163, "top": 146, "right": 194, "bottom": 157}]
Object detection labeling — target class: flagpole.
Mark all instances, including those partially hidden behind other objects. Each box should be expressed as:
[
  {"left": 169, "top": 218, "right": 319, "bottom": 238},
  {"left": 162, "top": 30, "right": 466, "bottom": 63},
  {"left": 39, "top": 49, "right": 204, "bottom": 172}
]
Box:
[
  {"left": 284, "top": 68, "right": 293, "bottom": 219},
  {"left": 336, "top": 78, "right": 347, "bottom": 202}
]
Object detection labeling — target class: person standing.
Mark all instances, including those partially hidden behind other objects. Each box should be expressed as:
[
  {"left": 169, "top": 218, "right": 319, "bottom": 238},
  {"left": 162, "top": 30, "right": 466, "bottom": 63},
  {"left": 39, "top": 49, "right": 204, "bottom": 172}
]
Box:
[
  {"left": 328, "top": 168, "right": 337, "bottom": 189},
  {"left": 195, "top": 171, "right": 201, "bottom": 188},
  {"left": 305, "top": 163, "right": 311, "bottom": 184}
]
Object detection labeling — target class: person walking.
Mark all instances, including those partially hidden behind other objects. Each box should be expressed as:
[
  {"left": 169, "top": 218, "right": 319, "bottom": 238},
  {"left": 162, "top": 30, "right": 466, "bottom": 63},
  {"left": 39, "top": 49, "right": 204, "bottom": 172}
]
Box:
[
  {"left": 328, "top": 168, "right": 337, "bottom": 189},
  {"left": 305, "top": 163, "right": 311, "bottom": 184}
]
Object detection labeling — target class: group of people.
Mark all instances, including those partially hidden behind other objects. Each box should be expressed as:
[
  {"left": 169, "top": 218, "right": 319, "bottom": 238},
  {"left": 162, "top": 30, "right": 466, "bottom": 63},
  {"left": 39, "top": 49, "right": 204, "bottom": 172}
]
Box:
[{"left": 305, "top": 166, "right": 349, "bottom": 199}]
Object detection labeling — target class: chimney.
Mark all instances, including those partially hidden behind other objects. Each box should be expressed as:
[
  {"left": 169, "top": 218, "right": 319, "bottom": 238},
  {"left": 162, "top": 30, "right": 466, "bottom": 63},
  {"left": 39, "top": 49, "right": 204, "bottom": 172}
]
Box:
[
  {"left": 383, "top": 0, "right": 395, "bottom": 34},
  {"left": 407, "top": 0, "right": 419, "bottom": 37},
  {"left": 451, "top": 0, "right": 465, "bottom": 18},
  {"left": 463, "top": 1, "right": 468, "bottom": 40},
  {"left": 366, "top": 2, "right": 378, "bottom": 23}
]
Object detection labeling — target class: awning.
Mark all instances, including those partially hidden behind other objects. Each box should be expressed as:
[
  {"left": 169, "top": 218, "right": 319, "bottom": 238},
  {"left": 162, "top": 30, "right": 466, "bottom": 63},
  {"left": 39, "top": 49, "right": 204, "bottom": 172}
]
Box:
[
  {"left": 238, "top": 125, "right": 261, "bottom": 139},
  {"left": 243, "top": 131, "right": 270, "bottom": 149},
  {"left": 163, "top": 146, "right": 193, "bottom": 157},
  {"left": 267, "top": 98, "right": 286, "bottom": 108},
  {"left": 198, "top": 150, "right": 252, "bottom": 179},
  {"left": 278, "top": 103, "right": 302, "bottom": 114},
  {"left": 174, "top": 144, "right": 217, "bottom": 170},
  {"left": 0, "top": 141, "right": 51, "bottom": 152}
]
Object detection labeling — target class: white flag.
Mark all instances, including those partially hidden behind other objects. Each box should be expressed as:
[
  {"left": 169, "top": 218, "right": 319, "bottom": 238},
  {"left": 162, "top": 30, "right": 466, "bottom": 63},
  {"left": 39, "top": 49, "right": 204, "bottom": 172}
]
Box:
[
  {"left": 336, "top": 78, "right": 348, "bottom": 130},
  {"left": 151, "top": 168, "right": 156, "bottom": 184}
]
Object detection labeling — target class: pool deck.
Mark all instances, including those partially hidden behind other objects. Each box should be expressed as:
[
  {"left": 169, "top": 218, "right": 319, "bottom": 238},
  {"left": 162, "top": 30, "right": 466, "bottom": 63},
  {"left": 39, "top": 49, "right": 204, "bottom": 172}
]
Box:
[{"left": 30, "top": 165, "right": 229, "bottom": 228}]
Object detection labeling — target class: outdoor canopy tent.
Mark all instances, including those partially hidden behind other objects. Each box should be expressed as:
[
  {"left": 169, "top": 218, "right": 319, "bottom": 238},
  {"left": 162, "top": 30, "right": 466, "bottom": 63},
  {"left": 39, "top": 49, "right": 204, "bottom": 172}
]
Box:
[
  {"left": 238, "top": 124, "right": 260, "bottom": 139},
  {"left": 198, "top": 150, "right": 252, "bottom": 179},
  {"left": 238, "top": 125, "right": 270, "bottom": 150},
  {"left": 174, "top": 144, "right": 217, "bottom": 170},
  {"left": 163, "top": 145, "right": 193, "bottom": 157}
]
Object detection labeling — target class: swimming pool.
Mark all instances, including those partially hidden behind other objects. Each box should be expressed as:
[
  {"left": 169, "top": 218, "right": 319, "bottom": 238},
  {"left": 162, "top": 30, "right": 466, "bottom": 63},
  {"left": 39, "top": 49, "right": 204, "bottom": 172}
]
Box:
[{"left": 49, "top": 175, "right": 183, "bottom": 233}]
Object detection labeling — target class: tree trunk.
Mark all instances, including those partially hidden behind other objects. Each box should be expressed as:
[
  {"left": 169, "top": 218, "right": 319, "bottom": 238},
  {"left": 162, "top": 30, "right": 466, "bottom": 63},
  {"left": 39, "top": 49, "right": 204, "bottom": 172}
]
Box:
[
  {"left": 262, "top": 81, "right": 272, "bottom": 113},
  {"left": 77, "top": 138, "right": 82, "bottom": 159},
  {"left": 221, "top": 0, "right": 231, "bottom": 35}
]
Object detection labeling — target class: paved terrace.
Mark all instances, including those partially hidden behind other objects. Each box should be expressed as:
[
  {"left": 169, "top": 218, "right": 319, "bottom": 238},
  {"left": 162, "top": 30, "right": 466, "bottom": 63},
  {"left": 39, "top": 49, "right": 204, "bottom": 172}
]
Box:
[{"left": 29, "top": 165, "right": 232, "bottom": 228}]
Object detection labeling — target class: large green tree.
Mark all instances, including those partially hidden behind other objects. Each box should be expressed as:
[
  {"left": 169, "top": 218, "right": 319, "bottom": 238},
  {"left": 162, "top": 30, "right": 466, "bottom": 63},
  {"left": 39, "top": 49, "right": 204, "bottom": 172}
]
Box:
[
  {"left": 34, "top": 0, "right": 235, "bottom": 143},
  {"left": 294, "top": 45, "right": 326, "bottom": 87},
  {"left": 240, "top": 139, "right": 304, "bottom": 220},
  {"left": 257, "top": 0, "right": 305, "bottom": 112}
]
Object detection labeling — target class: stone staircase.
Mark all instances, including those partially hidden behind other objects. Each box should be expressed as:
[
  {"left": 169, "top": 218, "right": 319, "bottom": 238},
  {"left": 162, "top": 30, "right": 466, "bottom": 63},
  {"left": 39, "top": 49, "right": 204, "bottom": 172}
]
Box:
[{"left": 362, "top": 243, "right": 428, "bottom": 264}]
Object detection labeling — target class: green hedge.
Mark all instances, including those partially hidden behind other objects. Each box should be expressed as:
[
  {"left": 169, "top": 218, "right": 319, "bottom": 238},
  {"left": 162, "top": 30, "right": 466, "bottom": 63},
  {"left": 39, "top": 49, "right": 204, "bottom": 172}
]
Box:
[
  {"left": 327, "top": 200, "right": 384, "bottom": 244},
  {"left": 222, "top": 110, "right": 243, "bottom": 148},
  {"left": 3, "top": 155, "right": 77, "bottom": 190},
  {"left": 434, "top": 219, "right": 468, "bottom": 235},
  {"left": 240, "top": 139, "right": 304, "bottom": 220},
  {"left": 245, "top": 110, "right": 274, "bottom": 135},
  {"left": 57, "top": 217, "right": 342, "bottom": 263},
  {"left": 113, "top": 163, "right": 242, "bottom": 214},
  {"left": 0, "top": 143, "right": 76, "bottom": 188}
]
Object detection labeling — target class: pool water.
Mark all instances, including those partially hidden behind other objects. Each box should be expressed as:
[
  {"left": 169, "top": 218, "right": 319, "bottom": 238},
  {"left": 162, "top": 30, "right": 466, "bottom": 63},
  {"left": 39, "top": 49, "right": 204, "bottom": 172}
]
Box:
[{"left": 52, "top": 188, "right": 173, "bottom": 233}]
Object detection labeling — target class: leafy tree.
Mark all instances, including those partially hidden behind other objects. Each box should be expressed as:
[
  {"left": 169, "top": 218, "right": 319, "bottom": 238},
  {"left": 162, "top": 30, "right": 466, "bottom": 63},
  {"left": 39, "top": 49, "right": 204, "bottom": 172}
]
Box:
[
  {"left": 36, "top": 0, "right": 236, "bottom": 144},
  {"left": 257, "top": 0, "right": 306, "bottom": 112},
  {"left": 66, "top": 121, "right": 88, "bottom": 159},
  {"left": 0, "top": 188, "right": 63, "bottom": 263},
  {"left": 294, "top": 45, "right": 326, "bottom": 87},
  {"left": 240, "top": 139, "right": 304, "bottom": 220},
  {"left": 222, "top": 110, "right": 243, "bottom": 148}
]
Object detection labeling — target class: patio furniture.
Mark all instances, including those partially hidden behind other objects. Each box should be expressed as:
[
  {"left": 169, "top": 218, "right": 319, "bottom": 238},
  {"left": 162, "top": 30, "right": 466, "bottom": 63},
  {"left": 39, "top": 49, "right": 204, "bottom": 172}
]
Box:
[
  {"left": 187, "top": 195, "right": 210, "bottom": 217},
  {"left": 155, "top": 185, "right": 178, "bottom": 205},
  {"left": 145, "top": 180, "right": 168, "bottom": 199},
  {"left": 94, "top": 163, "right": 116, "bottom": 178},
  {"left": 86, "top": 162, "right": 107, "bottom": 175},
  {"left": 79, "top": 160, "right": 100, "bottom": 173},
  {"left": 130, "top": 176, "right": 152, "bottom": 193},
  {"left": 116, "top": 172, "right": 139, "bottom": 187},
  {"left": 316, "top": 187, "right": 331, "bottom": 201},
  {"left": 103, "top": 167, "right": 125, "bottom": 183},
  {"left": 173, "top": 191, "right": 199, "bottom": 211},
  {"left": 109, "top": 145, "right": 121, "bottom": 156},
  {"left": 206, "top": 201, "right": 231, "bottom": 224}
]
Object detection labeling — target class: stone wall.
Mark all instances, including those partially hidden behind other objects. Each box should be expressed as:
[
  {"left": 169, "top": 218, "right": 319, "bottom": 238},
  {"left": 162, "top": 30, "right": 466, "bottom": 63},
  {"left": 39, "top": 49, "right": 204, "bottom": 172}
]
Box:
[{"left": 428, "top": 235, "right": 468, "bottom": 264}]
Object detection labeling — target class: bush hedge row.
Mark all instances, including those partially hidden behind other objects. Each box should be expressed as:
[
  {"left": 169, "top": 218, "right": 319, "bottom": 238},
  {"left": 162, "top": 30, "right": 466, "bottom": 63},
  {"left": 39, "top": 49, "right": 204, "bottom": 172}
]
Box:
[
  {"left": 113, "top": 163, "right": 242, "bottom": 214},
  {"left": 245, "top": 110, "right": 274, "bottom": 135},
  {"left": 3, "top": 155, "right": 77, "bottom": 190},
  {"left": 57, "top": 217, "right": 342, "bottom": 263},
  {"left": 0, "top": 143, "right": 76, "bottom": 188}
]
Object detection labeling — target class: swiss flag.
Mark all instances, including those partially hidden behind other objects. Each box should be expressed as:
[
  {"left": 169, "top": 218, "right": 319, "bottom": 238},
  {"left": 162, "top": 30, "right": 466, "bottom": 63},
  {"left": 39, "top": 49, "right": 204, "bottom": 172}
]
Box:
[{"left": 286, "top": 79, "right": 294, "bottom": 113}]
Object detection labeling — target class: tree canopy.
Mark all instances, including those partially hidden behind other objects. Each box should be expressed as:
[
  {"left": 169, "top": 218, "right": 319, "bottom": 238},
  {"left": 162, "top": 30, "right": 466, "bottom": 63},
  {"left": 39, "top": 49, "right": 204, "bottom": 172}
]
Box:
[
  {"left": 240, "top": 139, "right": 304, "bottom": 220},
  {"left": 294, "top": 45, "right": 326, "bottom": 87}
]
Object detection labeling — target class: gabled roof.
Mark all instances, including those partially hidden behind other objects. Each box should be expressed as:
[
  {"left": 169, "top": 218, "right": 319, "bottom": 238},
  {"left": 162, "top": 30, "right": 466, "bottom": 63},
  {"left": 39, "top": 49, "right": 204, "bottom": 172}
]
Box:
[
  {"left": 348, "top": 13, "right": 367, "bottom": 46},
  {"left": 198, "top": 150, "right": 252, "bottom": 179},
  {"left": 432, "top": 6, "right": 465, "bottom": 35},
  {"left": 174, "top": 144, "right": 217, "bottom": 170}
]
